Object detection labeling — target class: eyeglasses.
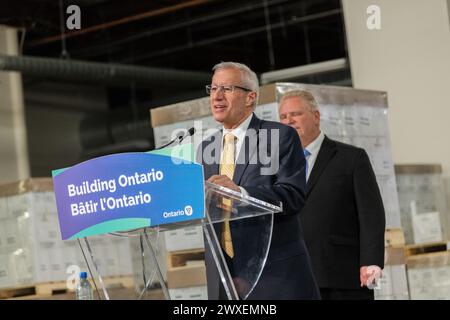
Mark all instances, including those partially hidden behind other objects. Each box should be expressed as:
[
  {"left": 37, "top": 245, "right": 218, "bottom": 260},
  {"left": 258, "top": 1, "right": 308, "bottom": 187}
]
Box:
[
  {"left": 279, "top": 111, "right": 302, "bottom": 120},
  {"left": 206, "top": 84, "right": 252, "bottom": 95}
]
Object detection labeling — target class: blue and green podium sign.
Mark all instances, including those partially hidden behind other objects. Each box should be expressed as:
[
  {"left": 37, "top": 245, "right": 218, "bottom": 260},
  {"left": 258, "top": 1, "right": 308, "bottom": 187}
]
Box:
[{"left": 52, "top": 144, "right": 204, "bottom": 240}]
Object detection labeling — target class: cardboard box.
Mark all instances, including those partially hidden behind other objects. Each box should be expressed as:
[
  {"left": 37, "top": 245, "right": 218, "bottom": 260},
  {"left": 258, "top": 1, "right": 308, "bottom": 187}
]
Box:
[
  {"left": 164, "top": 226, "right": 204, "bottom": 252},
  {"left": 4, "top": 218, "right": 20, "bottom": 249},
  {"left": 0, "top": 254, "right": 14, "bottom": 288},
  {"left": 11, "top": 248, "right": 34, "bottom": 285},
  {"left": 167, "top": 249, "right": 204, "bottom": 268},
  {"left": 411, "top": 211, "right": 443, "bottom": 244},
  {"left": 407, "top": 251, "right": 450, "bottom": 299},
  {"left": 113, "top": 238, "right": 134, "bottom": 276},
  {"left": 167, "top": 264, "right": 207, "bottom": 289},
  {"left": 395, "top": 164, "right": 448, "bottom": 244},
  {"left": 169, "top": 285, "right": 208, "bottom": 300},
  {"left": 0, "top": 221, "right": 4, "bottom": 249},
  {"left": 167, "top": 249, "right": 206, "bottom": 289},
  {"left": 60, "top": 240, "right": 80, "bottom": 274},
  {"left": 151, "top": 97, "right": 210, "bottom": 128}
]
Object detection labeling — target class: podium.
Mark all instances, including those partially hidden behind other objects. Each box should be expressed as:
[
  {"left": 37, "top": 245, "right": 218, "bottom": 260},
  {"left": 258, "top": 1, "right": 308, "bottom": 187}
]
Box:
[{"left": 77, "top": 181, "right": 281, "bottom": 300}]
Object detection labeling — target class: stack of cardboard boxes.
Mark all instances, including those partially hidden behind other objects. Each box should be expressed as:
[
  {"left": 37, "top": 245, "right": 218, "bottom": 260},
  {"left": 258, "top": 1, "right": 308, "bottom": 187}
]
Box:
[
  {"left": 164, "top": 226, "right": 207, "bottom": 300},
  {"left": 394, "top": 164, "right": 450, "bottom": 299},
  {"left": 395, "top": 164, "right": 450, "bottom": 245},
  {"left": 0, "top": 178, "right": 133, "bottom": 292}
]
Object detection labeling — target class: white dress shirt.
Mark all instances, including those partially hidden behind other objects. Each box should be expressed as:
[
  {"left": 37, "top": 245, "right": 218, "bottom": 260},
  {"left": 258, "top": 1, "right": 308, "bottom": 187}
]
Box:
[
  {"left": 304, "top": 131, "right": 325, "bottom": 182},
  {"left": 220, "top": 113, "right": 254, "bottom": 195}
]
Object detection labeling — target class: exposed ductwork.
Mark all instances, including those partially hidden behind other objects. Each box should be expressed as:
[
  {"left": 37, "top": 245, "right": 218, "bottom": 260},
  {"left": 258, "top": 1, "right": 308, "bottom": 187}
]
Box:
[{"left": 0, "top": 54, "right": 210, "bottom": 87}]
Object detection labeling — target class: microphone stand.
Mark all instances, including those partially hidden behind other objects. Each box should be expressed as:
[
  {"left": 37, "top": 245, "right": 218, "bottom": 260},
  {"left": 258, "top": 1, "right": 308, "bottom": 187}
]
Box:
[{"left": 154, "top": 127, "right": 195, "bottom": 150}]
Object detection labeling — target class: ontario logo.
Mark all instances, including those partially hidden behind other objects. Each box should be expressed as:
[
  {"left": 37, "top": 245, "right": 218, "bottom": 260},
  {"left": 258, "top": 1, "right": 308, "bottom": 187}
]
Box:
[
  {"left": 163, "top": 205, "right": 193, "bottom": 218},
  {"left": 184, "top": 205, "right": 193, "bottom": 216}
]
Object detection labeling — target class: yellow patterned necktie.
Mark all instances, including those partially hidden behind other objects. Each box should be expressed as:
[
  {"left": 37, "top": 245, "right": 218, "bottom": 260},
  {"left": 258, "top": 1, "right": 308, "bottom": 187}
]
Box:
[{"left": 220, "top": 132, "right": 236, "bottom": 258}]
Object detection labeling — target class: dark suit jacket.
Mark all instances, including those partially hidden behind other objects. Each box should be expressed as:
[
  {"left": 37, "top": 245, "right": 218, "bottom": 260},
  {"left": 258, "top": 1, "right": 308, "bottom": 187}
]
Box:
[
  {"left": 198, "top": 114, "right": 320, "bottom": 300},
  {"left": 300, "top": 135, "right": 386, "bottom": 289}
]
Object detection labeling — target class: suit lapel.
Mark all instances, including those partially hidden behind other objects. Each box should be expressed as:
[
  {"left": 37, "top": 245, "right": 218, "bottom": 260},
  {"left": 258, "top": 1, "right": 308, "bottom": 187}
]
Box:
[
  {"left": 307, "top": 135, "right": 337, "bottom": 196},
  {"left": 233, "top": 114, "right": 260, "bottom": 185}
]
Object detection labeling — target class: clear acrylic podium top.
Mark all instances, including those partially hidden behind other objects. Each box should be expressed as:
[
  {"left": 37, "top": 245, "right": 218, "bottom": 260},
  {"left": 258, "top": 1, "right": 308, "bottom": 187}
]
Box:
[
  {"left": 79, "top": 181, "right": 281, "bottom": 300},
  {"left": 140, "top": 181, "right": 282, "bottom": 229},
  {"left": 201, "top": 181, "right": 281, "bottom": 300}
]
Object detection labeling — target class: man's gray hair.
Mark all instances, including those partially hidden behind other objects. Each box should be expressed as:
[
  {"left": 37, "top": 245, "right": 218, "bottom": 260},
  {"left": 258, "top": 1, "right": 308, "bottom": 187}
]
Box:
[
  {"left": 212, "top": 61, "right": 259, "bottom": 108},
  {"left": 279, "top": 89, "right": 320, "bottom": 111}
]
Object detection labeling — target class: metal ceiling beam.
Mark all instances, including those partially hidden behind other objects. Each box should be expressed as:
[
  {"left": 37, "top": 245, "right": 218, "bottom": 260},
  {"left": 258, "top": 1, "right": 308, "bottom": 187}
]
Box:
[
  {"left": 70, "top": 0, "right": 292, "bottom": 59},
  {"left": 28, "top": 0, "right": 210, "bottom": 47},
  {"left": 121, "top": 8, "right": 342, "bottom": 64}
]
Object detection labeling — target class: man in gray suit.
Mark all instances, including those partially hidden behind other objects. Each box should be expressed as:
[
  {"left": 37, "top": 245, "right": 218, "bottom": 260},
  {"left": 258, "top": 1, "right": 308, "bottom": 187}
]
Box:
[{"left": 197, "top": 62, "right": 319, "bottom": 300}]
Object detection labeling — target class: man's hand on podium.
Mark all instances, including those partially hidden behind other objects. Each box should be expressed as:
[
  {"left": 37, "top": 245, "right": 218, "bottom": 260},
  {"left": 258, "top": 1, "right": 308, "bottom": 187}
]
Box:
[{"left": 207, "top": 175, "right": 241, "bottom": 193}]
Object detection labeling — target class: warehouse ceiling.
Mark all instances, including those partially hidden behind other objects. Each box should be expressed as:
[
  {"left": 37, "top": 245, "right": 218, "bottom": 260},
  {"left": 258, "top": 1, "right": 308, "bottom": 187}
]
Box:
[
  {"left": 2, "top": 0, "right": 346, "bottom": 73},
  {"left": 1, "top": 0, "right": 348, "bottom": 174}
]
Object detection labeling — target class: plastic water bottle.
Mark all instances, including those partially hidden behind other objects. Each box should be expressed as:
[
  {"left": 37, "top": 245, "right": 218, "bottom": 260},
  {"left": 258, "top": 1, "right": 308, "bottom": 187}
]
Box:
[{"left": 76, "top": 272, "right": 93, "bottom": 300}]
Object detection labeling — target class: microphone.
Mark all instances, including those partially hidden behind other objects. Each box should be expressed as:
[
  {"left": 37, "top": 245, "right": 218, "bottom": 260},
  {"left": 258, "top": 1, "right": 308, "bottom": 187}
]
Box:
[
  {"left": 154, "top": 127, "right": 196, "bottom": 150},
  {"left": 182, "top": 127, "right": 196, "bottom": 141}
]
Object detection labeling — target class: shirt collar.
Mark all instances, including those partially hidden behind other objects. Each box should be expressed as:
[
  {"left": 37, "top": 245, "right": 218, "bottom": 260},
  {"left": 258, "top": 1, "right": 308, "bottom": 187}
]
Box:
[
  {"left": 222, "top": 113, "right": 253, "bottom": 142},
  {"left": 305, "top": 131, "right": 325, "bottom": 156}
]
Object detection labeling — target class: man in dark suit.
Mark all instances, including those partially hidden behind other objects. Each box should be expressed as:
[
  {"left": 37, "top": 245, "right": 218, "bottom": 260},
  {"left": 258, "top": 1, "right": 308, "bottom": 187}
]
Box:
[
  {"left": 278, "top": 89, "right": 386, "bottom": 300},
  {"left": 197, "top": 62, "right": 319, "bottom": 300}
]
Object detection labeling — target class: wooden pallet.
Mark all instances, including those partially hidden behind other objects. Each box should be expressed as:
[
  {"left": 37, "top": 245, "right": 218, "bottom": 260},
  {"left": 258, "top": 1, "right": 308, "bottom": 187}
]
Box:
[
  {"left": 167, "top": 248, "right": 205, "bottom": 269},
  {"left": 0, "top": 282, "right": 70, "bottom": 300},
  {"left": 100, "top": 275, "right": 134, "bottom": 289},
  {"left": 0, "top": 275, "right": 134, "bottom": 300},
  {"left": 385, "top": 228, "right": 406, "bottom": 248},
  {"left": 405, "top": 241, "right": 450, "bottom": 257}
]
